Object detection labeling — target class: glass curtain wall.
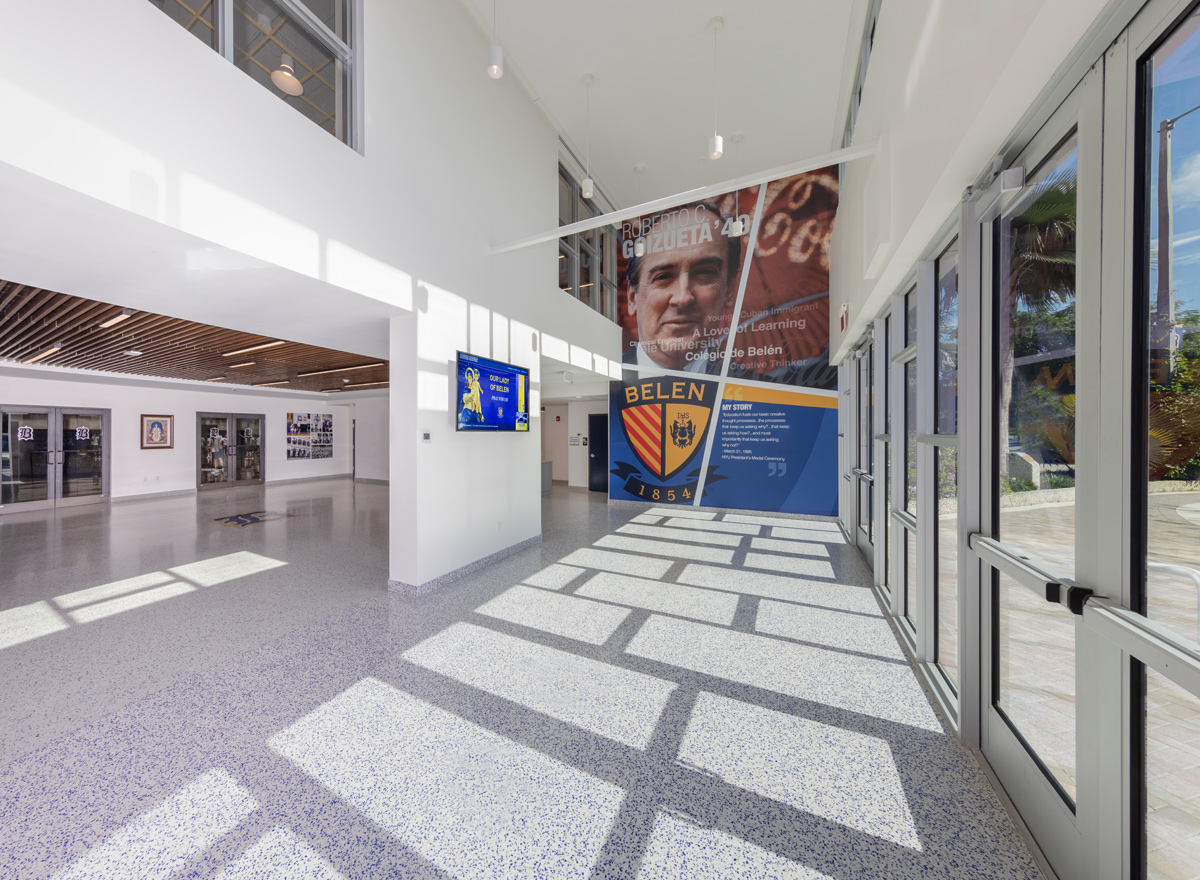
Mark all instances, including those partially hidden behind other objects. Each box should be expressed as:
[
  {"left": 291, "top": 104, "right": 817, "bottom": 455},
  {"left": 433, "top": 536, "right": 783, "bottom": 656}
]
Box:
[
  {"left": 1142, "top": 14, "right": 1200, "bottom": 876},
  {"left": 846, "top": 4, "right": 1200, "bottom": 876},
  {"left": 145, "top": 0, "right": 355, "bottom": 145},
  {"left": 934, "top": 243, "right": 960, "bottom": 691},
  {"left": 898, "top": 288, "right": 919, "bottom": 629},
  {"left": 559, "top": 166, "right": 620, "bottom": 322},
  {"left": 994, "top": 135, "right": 1081, "bottom": 806},
  {"left": 880, "top": 313, "right": 892, "bottom": 594}
]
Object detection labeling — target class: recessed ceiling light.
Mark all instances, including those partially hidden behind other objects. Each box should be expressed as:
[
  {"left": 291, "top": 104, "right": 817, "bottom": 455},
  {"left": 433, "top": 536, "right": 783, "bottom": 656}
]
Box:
[
  {"left": 222, "top": 340, "right": 286, "bottom": 357},
  {"left": 23, "top": 342, "right": 62, "bottom": 364},
  {"left": 123, "top": 349, "right": 142, "bottom": 357},
  {"left": 296, "top": 362, "right": 386, "bottom": 378},
  {"left": 205, "top": 376, "right": 227, "bottom": 381},
  {"left": 252, "top": 380, "right": 290, "bottom": 387},
  {"left": 98, "top": 308, "right": 133, "bottom": 328},
  {"left": 228, "top": 361, "right": 256, "bottom": 369}
]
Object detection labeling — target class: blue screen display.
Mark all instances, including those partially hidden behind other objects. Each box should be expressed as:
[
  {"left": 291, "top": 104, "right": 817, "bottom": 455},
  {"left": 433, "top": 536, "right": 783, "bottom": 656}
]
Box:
[{"left": 456, "top": 352, "right": 530, "bottom": 432}]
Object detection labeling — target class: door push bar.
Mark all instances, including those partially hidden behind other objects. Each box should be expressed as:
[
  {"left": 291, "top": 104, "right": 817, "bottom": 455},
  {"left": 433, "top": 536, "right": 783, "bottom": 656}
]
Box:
[{"left": 969, "top": 533, "right": 1094, "bottom": 615}]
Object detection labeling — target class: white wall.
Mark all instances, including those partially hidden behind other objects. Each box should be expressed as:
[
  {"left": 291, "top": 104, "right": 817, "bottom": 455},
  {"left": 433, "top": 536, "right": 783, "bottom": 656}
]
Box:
[
  {"left": 0, "top": 0, "right": 620, "bottom": 361},
  {"left": 541, "top": 404, "right": 569, "bottom": 481},
  {"left": 830, "top": 0, "right": 1116, "bottom": 361},
  {"left": 0, "top": 368, "right": 352, "bottom": 499},
  {"left": 567, "top": 400, "right": 610, "bottom": 489},
  {"left": 347, "top": 394, "right": 388, "bottom": 482},
  {"left": 0, "top": 0, "right": 622, "bottom": 588}
]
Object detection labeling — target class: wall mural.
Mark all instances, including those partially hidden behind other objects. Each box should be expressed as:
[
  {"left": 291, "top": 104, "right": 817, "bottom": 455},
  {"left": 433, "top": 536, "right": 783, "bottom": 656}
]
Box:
[
  {"left": 610, "top": 170, "right": 839, "bottom": 516},
  {"left": 286, "top": 413, "right": 333, "bottom": 461}
]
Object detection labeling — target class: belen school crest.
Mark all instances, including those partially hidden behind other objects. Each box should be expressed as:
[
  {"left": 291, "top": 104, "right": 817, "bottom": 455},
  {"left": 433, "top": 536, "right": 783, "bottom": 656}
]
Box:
[{"left": 619, "top": 376, "right": 710, "bottom": 487}]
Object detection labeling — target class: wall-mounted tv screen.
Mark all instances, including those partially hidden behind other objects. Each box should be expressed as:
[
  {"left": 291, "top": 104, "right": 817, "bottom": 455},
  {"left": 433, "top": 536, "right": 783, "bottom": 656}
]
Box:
[{"left": 456, "top": 351, "right": 530, "bottom": 432}]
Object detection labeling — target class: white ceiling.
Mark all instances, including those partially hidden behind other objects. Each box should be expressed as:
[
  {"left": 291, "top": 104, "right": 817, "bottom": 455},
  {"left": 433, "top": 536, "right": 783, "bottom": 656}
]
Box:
[{"left": 461, "top": 0, "right": 868, "bottom": 208}]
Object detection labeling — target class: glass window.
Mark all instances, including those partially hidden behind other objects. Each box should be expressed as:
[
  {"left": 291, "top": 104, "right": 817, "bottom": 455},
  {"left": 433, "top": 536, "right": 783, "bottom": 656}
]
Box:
[
  {"left": 147, "top": 0, "right": 217, "bottom": 48},
  {"left": 61, "top": 414, "right": 103, "bottom": 499},
  {"left": 599, "top": 281, "right": 617, "bottom": 323},
  {"left": 578, "top": 199, "right": 597, "bottom": 247},
  {"left": 937, "top": 244, "right": 959, "bottom": 435},
  {"left": 600, "top": 226, "right": 618, "bottom": 285},
  {"left": 235, "top": 417, "right": 262, "bottom": 482},
  {"left": 559, "top": 171, "right": 575, "bottom": 228},
  {"left": 905, "top": 358, "right": 917, "bottom": 515},
  {"left": 1143, "top": 14, "right": 1200, "bottom": 645},
  {"left": 936, "top": 446, "right": 959, "bottom": 691},
  {"left": 559, "top": 244, "right": 573, "bottom": 294},
  {"left": 578, "top": 249, "right": 595, "bottom": 308},
  {"left": 883, "top": 443, "right": 890, "bottom": 588},
  {"left": 200, "top": 417, "right": 230, "bottom": 485},
  {"left": 1144, "top": 667, "right": 1200, "bottom": 878},
  {"left": 233, "top": 0, "right": 349, "bottom": 140},
  {"left": 995, "top": 570, "right": 1077, "bottom": 803},
  {"left": 905, "top": 290, "right": 918, "bottom": 347},
  {"left": 905, "top": 527, "right": 917, "bottom": 623},
  {"left": 884, "top": 315, "right": 891, "bottom": 432},
  {"left": 148, "top": 0, "right": 355, "bottom": 145},
  {"left": 859, "top": 350, "right": 872, "bottom": 470},
  {"left": 1, "top": 412, "right": 49, "bottom": 504},
  {"left": 883, "top": 315, "right": 890, "bottom": 590},
  {"left": 997, "top": 136, "right": 1079, "bottom": 579}
]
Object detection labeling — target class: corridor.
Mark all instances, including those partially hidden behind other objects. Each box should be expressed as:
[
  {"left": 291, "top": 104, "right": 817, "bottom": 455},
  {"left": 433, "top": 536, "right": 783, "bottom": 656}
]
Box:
[{"left": 0, "top": 481, "right": 1042, "bottom": 879}]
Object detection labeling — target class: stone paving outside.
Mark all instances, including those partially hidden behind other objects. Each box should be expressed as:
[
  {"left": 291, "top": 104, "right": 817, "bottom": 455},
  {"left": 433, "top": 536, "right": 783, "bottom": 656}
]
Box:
[{"left": 998, "top": 490, "right": 1200, "bottom": 880}]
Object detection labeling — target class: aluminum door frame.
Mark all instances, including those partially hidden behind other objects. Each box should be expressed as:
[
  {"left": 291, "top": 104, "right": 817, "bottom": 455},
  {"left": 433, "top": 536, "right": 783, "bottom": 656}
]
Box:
[
  {"left": 0, "top": 406, "right": 111, "bottom": 513},
  {"left": 0, "top": 405, "right": 57, "bottom": 513},
  {"left": 966, "top": 64, "right": 1104, "bottom": 880},
  {"left": 54, "top": 407, "right": 112, "bottom": 509},
  {"left": 197, "top": 412, "right": 267, "bottom": 490}
]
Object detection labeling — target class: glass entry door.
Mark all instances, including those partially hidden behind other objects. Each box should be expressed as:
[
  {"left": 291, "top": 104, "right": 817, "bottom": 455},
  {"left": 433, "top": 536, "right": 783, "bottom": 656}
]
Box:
[
  {"left": 963, "top": 66, "right": 1099, "bottom": 880},
  {"left": 0, "top": 407, "right": 110, "bottom": 512},
  {"left": 853, "top": 340, "right": 876, "bottom": 559},
  {"left": 198, "top": 413, "right": 264, "bottom": 489}
]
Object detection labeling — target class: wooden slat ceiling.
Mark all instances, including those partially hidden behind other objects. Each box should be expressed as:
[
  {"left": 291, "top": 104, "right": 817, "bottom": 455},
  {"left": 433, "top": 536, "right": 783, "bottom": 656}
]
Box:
[{"left": 0, "top": 281, "right": 389, "bottom": 394}]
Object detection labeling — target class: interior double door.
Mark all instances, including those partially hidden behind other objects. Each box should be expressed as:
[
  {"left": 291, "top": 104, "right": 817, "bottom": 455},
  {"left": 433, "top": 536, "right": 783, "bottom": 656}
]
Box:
[
  {"left": 0, "top": 406, "right": 110, "bottom": 512},
  {"left": 198, "top": 413, "right": 264, "bottom": 489}
]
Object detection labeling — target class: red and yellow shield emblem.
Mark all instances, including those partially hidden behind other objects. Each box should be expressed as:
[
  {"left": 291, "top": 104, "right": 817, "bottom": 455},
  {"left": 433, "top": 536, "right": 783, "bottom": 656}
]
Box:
[{"left": 620, "top": 402, "right": 710, "bottom": 481}]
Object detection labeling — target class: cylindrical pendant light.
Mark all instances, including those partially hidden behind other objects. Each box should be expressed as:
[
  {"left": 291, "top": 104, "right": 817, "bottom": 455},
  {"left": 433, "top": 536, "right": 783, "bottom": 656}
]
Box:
[
  {"left": 708, "top": 17, "right": 724, "bottom": 160},
  {"left": 487, "top": 0, "right": 503, "bottom": 78},
  {"left": 581, "top": 74, "right": 594, "bottom": 199}
]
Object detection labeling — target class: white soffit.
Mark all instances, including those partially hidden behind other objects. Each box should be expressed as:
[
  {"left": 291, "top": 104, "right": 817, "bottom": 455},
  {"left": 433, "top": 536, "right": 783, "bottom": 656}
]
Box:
[{"left": 459, "top": 0, "right": 866, "bottom": 207}]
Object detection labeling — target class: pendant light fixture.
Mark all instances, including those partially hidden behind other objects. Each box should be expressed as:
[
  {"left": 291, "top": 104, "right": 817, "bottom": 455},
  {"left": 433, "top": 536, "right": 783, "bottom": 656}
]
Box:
[
  {"left": 633, "top": 164, "right": 646, "bottom": 257},
  {"left": 580, "top": 74, "right": 594, "bottom": 199},
  {"left": 707, "top": 17, "right": 724, "bottom": 160},
  {"left": 487, "top": 0, "right": 503, "bottom": 79},
  {"left": 729, "top": 133, "right": 744, "bottom": 235},
  {"left": 264, "top": 12, "right": 304, "bottom": 96}
]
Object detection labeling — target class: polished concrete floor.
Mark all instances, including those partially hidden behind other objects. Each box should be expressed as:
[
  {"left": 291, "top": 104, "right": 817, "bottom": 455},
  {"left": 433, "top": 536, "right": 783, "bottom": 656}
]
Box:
[{"left": 0, "top": 479, "right": 1043, "bottom": 879}]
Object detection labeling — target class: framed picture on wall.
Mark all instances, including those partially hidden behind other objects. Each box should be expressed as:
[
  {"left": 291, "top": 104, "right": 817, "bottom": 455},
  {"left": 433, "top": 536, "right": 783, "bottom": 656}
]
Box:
[{"left": 141, "top": 414, "right": 174, "bottom": 449}]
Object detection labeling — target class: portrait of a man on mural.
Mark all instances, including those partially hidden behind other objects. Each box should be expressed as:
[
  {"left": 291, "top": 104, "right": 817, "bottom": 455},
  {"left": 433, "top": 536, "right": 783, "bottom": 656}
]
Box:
[
  {"left": 618, "top": 171, "right": 839, "bottom": 390},
  {"left": 623, "top": 200, "right": 740, "bottom": 375}
]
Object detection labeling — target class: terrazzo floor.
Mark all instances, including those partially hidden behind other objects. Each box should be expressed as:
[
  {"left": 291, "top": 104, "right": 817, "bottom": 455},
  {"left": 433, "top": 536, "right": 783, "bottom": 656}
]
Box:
[{"left": 0, "top": 479, "right": 1045, "bottom": 879}]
